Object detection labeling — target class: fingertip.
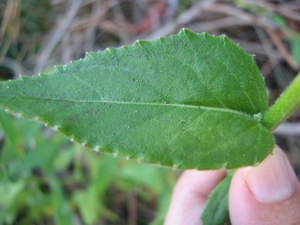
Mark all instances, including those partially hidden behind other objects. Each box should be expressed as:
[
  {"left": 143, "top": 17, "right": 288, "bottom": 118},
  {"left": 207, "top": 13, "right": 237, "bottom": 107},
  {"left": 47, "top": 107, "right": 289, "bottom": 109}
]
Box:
[
  {"left": 165, "top": 169, "right": 225, "bottom": 225},
  {"left": 229, "top": 146, "right": 300, "bottom": 225},
  {"left": 180, "top": 170, "right": 226, "bottom": 197},
  {"left": 243, "top": 146, "right": 294, "bottom": 203}
]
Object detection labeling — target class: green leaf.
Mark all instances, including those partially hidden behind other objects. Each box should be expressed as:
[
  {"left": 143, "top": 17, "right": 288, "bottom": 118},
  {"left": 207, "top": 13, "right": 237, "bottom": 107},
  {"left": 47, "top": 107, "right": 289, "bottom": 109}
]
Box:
[
  {"left": 51, "top": 179, "right": 73, "bottom": 225},
  {"left": 0, "top": 111, "right": 23, "bottom": 159},
  {"left": 10, "top": 140, "right": 58, "bottom": 176},
  {"left": 201, "top": 171, "right": 234, "bottom": 225},
  {"left": 290, "top": 35, "right": 300, "bottom": 63},
  {"left": 0, "top": 178, "right": 25, "bottom": 224},
  {"left": 74, "top": 155, "right": 119, "bottom": 224},
  {"left": 0, "top": 29, "right": 274, "bottom": 170}
]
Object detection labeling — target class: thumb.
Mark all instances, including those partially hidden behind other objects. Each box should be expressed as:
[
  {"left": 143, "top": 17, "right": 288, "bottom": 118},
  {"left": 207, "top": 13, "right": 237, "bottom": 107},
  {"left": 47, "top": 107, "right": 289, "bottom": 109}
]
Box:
[{"left": 229, "top": 146, "right": 300, "bottom": 225}]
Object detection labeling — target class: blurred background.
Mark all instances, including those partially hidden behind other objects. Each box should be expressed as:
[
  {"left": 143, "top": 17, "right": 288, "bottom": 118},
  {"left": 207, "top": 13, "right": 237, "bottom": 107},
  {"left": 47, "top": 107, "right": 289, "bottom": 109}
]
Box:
[{"left": 0, "top": 0, "right": 300, "bottom": 224}]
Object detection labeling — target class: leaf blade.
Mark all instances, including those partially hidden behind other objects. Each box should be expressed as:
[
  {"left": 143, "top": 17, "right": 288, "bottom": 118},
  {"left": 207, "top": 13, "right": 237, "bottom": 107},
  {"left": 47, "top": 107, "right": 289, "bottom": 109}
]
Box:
[
  {"left": 0, "top": 29, "right": 274, "bottom": 169},
  {"left": 201, "top": 171, "right": 234, "bottom": 225}
]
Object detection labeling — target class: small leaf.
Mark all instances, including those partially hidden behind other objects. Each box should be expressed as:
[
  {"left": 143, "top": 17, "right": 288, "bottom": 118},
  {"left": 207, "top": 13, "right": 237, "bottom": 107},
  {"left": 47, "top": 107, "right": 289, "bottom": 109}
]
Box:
[
  {"left": 0, "top": 29, "right": 274, "bottom": 170},
  {"left": 0, "top": 111, "right": 23, "bottom": 158},
  {"left": 201, "top": 171, "right": 233, "bottom": 225}
]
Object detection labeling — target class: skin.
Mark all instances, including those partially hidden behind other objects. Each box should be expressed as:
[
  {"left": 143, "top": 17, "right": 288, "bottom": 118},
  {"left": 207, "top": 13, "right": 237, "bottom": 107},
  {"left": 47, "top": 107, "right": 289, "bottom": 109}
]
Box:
[{"left": 165, "top": 145, "right": 300, "bottom": 225}]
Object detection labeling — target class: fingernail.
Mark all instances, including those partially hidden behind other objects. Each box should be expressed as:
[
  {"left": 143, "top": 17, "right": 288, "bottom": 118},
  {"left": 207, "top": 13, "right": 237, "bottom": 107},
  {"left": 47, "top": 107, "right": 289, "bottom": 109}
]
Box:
[{"left": 243, "top": 147, "right": 294, "bottom": 203}]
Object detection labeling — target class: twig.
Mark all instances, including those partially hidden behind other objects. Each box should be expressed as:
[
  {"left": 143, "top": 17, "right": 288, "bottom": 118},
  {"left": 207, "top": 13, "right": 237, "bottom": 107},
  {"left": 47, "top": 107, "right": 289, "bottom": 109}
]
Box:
[
  {"left": 204, "top": 3, "right": 299, "bottom": 70},
  {"left": 264, "top": 26, "right": 299, "bottom": 70},
  {"left": 69, "top": 0, "right": 117, "bottom": 30},
  {"left": 243, "top": 0, "right": 300, "bottom": 22},
  {"left": 0, "top": 0, "right": 19, "bottom": 62},
  {"left": 164, "top": 0, "right": 179, "bottom": 22},
  {"left": 61, "top": 29, "right": 72, "bottom": 64},
  {"left": 139, "top": 0, "right": 217, "bottom": 40},
  {"left": 274, "top": 122, "right": 300, "bottom": 136},
  {"left": 230, "top": 37, "right": 280, "bottom": 58},
  {"left": 205, "top": 4, "right": 273, "bottom": 27},
  {"left": 187, "top": 16, "right": 253, "bottom": 33},
  {"left": 128, "top": 191, "right": 137, "bottom": 225},
  {"left": 276, "top": 5, "right": 300, "bottom": 22},
  {"left": 0, "top": 0, "right": 19, "bottom": 37},
  {"left": 34, "top": 0, "right": 83, "bottom": 74},
  {"left": 254, "top": 27, "right": 281, "bottom": 77}
]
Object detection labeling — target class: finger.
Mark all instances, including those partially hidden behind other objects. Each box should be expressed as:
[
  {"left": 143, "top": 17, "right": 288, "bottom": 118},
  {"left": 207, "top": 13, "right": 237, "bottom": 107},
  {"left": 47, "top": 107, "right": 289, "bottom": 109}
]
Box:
[
  {"left": 165, "top": 169, "right": 226, "bottom": 225},
  {"left": 229, "top": 146, "right": 300, "bottom": 225}
]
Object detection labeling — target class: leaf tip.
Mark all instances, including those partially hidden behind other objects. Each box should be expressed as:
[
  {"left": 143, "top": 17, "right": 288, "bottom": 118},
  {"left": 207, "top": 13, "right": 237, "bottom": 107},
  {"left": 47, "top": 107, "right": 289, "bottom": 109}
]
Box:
[
  {"left": 180, "top": 27, "right": 195, "bottom": 36},
  {"left": 180, "top": 27, "right": 189, "bottom": 32},
  {"left": 199, "top": 32, "right": 211, "bottom": 39},
  {"left": 18, "top": 75, "right": 24, "bottom": 80}
]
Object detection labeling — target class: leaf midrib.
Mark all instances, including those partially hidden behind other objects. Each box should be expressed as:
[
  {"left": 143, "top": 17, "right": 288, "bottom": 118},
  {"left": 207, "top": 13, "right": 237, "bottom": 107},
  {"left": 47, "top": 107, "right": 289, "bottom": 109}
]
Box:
[{"left": 3, "top": 94, "right": 255, "bottom": 118}]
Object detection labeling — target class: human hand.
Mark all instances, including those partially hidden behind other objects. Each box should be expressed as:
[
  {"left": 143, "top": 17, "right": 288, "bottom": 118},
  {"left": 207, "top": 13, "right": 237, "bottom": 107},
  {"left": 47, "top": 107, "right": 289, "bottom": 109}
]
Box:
[{"left": 164, "top": 146, "right": 300, "bottom": 225}]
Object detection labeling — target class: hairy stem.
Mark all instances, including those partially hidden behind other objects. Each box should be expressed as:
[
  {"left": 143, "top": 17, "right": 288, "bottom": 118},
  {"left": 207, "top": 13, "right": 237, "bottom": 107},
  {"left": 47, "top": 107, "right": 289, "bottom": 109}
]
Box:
[{"left": 262, "top": 73, "right": 300, "bottom": 132}]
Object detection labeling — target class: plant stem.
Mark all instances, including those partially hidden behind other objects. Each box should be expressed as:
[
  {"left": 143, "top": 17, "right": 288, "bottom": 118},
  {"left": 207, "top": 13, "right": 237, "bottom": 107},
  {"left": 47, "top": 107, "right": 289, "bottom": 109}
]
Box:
[{"left": 262, "top": 73, "right": 300, "bottom": 132}]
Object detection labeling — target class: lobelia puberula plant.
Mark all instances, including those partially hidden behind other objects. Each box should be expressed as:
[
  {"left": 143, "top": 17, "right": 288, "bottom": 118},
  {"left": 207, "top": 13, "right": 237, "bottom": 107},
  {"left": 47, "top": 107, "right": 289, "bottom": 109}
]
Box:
[{"left": 0, "top": 28, "right": 300, "bottom": 224}]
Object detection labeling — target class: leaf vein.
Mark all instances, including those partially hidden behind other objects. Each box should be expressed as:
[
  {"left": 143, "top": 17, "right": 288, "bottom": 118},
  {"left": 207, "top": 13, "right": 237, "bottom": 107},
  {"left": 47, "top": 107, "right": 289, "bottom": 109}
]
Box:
[{"left": 7, "top": 95, "right": 253, "bottom": 117}]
